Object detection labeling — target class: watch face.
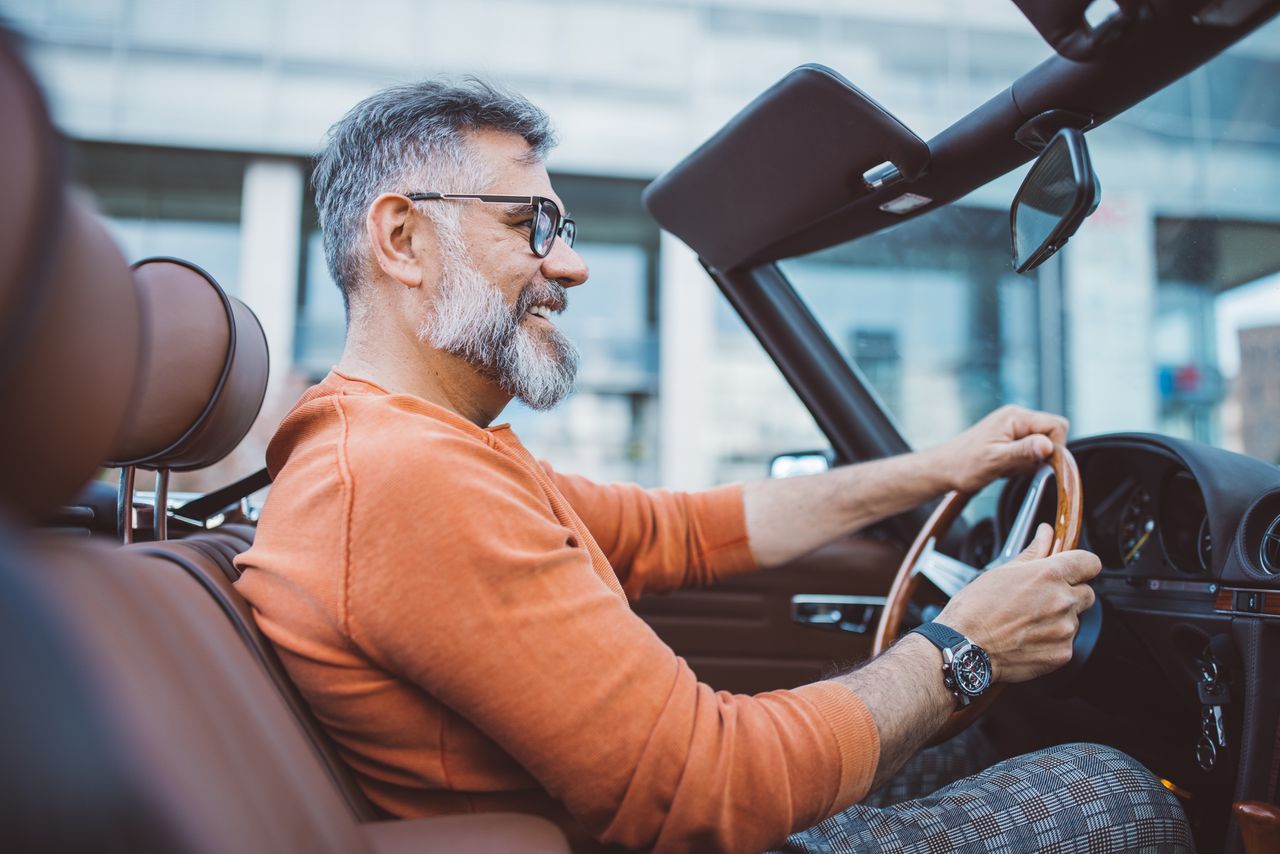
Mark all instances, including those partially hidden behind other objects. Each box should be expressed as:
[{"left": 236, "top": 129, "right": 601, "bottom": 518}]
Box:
[{"left": 951, "top": 647, "right": 992, "bottom": 696}]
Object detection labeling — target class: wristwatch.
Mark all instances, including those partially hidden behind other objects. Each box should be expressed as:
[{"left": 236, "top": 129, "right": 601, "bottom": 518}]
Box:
[{"left": 908, "top": 621, "right": 993, "bottom": 707}]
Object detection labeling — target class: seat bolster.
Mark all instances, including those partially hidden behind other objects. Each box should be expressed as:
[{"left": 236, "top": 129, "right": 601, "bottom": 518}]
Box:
[
  {"left": 131, "top": 538, "right": 384, "bottom": 822},
  {"left": 32, "top": 536, "right": 372, "bottom": 854},
  {"left": 361, "top": 814, "right": 571, "bottom": 854},
  {"left": 215, "top": 522, "right": 256, "bottom": 551}
]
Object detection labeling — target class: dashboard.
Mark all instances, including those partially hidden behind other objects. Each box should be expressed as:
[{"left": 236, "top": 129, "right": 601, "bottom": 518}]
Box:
[
  {"left": 994, "top": 433, "right": 1280, "bottom": 593},
  {"left": 984, "top": 433, "right": 1280, "bottom": 850}
]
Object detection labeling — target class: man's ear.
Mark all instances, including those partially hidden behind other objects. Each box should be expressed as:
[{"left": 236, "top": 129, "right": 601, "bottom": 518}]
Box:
[{"left": 366, "top": 193, "right": 439, "bottom": 289}]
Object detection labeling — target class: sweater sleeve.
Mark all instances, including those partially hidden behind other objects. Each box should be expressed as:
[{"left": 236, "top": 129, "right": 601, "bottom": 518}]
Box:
[
  {"left": 544, "top": 463, "right": 758, "bottom": 598},
  {"left": 341, "top": 425, "right": 879, "bottom": 853}
]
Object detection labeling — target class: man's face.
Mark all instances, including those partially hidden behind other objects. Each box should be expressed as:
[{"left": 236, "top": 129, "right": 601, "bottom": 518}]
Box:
[{"left": 417, "top": 131, "right": 589, "bottom": 411}]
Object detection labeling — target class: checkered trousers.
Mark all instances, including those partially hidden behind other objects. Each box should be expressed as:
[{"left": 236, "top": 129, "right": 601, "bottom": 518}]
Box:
[{"left": 774, "top": 739, "right": 1194, "bottom": 853}]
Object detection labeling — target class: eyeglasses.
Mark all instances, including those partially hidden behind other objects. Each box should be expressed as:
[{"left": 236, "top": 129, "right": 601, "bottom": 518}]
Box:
[{"left": 405, "top": 192, "right": 577, "bottom": 258}]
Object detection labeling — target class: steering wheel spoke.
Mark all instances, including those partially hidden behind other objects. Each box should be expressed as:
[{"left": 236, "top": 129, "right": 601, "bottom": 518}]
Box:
[
  {"left": 914, "top": 538, "right": 981, "bottom": 598},
  {"left": 987, "top": 463, "right": 1055, "bottom": 569}
]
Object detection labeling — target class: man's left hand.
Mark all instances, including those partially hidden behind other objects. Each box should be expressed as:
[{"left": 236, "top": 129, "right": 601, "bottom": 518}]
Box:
[{"left": 931, "top": 405, "right": 1069, "bottom": 494}]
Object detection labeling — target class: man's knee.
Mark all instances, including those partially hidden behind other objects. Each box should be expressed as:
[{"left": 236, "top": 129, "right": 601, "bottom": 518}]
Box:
[
  {"left": 1031, "top": 742, "right": 1171, "bottom": 798},
  {"left": 1035, "top": 742, "right": 1192, "bottom": 844},
  {"left": 1052, "top": 742, "right": 1167, "bottom": 788}
]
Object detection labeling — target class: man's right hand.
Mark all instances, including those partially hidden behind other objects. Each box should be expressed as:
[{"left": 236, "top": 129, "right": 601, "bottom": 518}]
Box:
[
  {"left": 936, "top": 523, "right": 1100, "bottom": 684},
  {"left": 826, "top": 521, "right": 1100, "bottom": 794}
]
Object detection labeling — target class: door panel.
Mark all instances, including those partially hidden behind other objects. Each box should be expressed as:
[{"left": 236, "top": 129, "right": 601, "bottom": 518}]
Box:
[{"left": 632, "top": 535, "right": 904, "bottom": 694}]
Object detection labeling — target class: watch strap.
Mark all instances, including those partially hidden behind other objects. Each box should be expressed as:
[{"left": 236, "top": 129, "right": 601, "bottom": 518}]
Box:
[{"left": 908, "top": 620, "right": 968, "bottom": 652}]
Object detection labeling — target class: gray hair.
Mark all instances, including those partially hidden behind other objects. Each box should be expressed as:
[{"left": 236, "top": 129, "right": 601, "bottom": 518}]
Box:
[{"left": 312, "top": 77, "right": 556, "bottom": 312}]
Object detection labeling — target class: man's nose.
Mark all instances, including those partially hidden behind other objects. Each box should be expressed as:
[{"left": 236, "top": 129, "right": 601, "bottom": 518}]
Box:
[{"left": 541, "top": 236, "right": 589, "bottom": 288}]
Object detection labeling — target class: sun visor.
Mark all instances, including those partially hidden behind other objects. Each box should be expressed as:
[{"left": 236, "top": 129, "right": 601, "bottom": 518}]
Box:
[{"left": 642, "top": 64, "right": 928, "bottom": 273}]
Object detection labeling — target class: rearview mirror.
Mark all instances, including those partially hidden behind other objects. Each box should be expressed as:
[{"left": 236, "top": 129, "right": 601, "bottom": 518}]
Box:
[{"left": 1011, "top": 128, "right": 1101, "bottom": 274}]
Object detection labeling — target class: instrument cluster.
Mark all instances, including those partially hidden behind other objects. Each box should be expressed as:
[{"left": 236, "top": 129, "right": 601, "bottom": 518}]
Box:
[
  {"left": 994, "top": 435, "right": 1280, "bottom": 586},
  {"left": 996, "top": 445, "right": 1215, "bottom": 577},
  {"left": 1082, "top": 450, "right": 1212, "bottom": 576}
]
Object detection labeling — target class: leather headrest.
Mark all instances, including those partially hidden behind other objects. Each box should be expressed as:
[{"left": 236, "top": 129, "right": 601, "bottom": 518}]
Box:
[
  {"left": 0, "top": 30, "right": 141, "bottom": 521},
  {"left": 106, "top": 259, "right": 269, "bottom": 471},
  {"left": 0, "top": 28, "right": 59, "bottom": 359}
]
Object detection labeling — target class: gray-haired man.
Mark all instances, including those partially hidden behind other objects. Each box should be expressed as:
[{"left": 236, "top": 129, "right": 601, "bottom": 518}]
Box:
[{"left": 235, "top": 78, "right": 1192, "bottom": 852}]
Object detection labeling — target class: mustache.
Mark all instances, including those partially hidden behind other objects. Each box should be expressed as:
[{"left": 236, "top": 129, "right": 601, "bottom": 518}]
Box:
[{"left": 513, "top": 279, "right": 568, "bottom": 319}]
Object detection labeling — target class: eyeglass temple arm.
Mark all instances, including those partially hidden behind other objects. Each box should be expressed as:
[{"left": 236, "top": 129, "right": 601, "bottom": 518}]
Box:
[{"left": 405, "top": 192, "right": 539, "bottom": 204}]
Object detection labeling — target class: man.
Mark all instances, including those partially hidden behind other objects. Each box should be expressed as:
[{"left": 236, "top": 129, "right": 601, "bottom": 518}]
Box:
[{"left": 234, "top": 80, "right": 1191, "bottom": 853}]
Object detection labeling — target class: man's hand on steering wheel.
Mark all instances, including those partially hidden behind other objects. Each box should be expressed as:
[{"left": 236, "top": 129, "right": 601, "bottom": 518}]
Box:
[
  {"left": 929, "top": 404, "right": 1071, "bottom": 494},
  {"left": 870, "top": 405, "right": 1094, "bottom": 746},
  {"left": 935, "top": 522, "right": 1100, "bottom": 684},
  {"left": 921, "top": 403, "right": 1095, "bottom": 683}
]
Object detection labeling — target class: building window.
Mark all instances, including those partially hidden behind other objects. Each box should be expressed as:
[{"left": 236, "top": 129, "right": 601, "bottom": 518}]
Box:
[{"left": 69, "top": 142, "right": 246, "bottom": 294}]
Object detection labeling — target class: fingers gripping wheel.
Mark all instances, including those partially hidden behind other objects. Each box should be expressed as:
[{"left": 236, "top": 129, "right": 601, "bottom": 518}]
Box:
[{"left": 872, "top": 444, "right": 1083, "bottom": 745}]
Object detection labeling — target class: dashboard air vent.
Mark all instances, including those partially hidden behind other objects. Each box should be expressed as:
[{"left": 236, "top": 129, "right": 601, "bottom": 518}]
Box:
[{"left": 1261, "top": 516, "right": 1280, "bottom": 575}]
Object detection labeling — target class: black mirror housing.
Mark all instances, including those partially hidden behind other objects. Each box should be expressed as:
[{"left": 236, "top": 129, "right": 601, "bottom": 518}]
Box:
[{"left": 1011, "top": 127, "right": 1101, "bottom": 274}]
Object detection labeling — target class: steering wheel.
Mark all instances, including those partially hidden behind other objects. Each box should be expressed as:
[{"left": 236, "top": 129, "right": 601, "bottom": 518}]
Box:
[{"left": 872, "top": 444, "right": 1083, "bottom": 745}]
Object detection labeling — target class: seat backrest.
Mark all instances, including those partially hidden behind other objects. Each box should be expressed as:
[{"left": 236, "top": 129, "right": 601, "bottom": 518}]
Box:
[
  {"left": 99, "top": 256, "right": 383, "bottom": 821},
  {"left": 0, "top": 521, "right": 187, "bottom": 854},
  {"left": 1, "top": 522, "right": 569, "bottom": 854},
  {"left": 13, "top": 534, "right": 379, "bottom": 854},
  {"left": 134, "top": 537, "right": 385, "bottom": 821}
]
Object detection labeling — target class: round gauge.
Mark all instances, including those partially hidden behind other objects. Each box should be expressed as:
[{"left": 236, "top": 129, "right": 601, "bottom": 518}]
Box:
[
  {"left": 1117, "top": 486, "right": 1155, "bottom": 567},
  {"left": 1197, "top": 516, "right": 1213, "bottom": 573},
  {"left": 1159, "top": 470, "right": 1211, "bottom": 575}
]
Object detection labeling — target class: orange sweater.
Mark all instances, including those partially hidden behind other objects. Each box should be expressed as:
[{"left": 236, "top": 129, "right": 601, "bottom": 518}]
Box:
[{"left": 234, "top": 371, "right": 879, "bottom": 852}]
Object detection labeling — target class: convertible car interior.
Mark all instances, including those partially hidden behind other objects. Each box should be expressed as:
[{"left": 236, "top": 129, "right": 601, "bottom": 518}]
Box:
[{"left": 3, "top": 1, "right": 1279, "bottom": 852}]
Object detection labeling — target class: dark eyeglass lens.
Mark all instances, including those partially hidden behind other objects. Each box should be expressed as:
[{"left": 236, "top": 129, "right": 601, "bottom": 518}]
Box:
[
  {"left": 562, "top": 220, "right": 576, "bottom": 248},
  {"left": 532, "top": 201, "right": 556, "bottom": 256}
]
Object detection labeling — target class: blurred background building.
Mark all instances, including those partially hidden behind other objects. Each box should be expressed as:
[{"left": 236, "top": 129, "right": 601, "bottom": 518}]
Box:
[{"left": 3, "top": 0, "right": 1278, "bottom": 491}]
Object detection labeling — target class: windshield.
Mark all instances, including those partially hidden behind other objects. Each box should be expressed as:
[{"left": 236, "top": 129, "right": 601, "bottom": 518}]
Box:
[{"left": 781, "top": 21, "right": 1280, "bottom": 463}]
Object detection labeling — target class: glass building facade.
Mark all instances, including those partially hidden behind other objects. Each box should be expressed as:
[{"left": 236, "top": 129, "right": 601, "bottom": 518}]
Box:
[{"left": 7, "top": 0, "right": 1279, "bottom": 489}]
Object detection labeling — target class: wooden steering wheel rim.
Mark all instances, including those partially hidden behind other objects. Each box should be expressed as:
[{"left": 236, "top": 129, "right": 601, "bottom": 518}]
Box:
[{"left": 871, "top": 444, "right": 1083, "bottom": 745}]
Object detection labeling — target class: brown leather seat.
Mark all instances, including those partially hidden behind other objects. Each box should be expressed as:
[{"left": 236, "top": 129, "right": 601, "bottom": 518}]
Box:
[
  {"left": 0, "top": 26, "right": 568, "bottom": 854},
  {"left": 105, "top": 256, "right": 393, "bottom": 821},
  {"left": 2, "top": 522, "right": 569, "bottom": 854}
]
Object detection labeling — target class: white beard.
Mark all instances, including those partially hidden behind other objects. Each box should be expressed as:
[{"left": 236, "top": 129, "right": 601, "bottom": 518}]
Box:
[{"left": 418, "top": 236, "right": 579, "bottom": 411}]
